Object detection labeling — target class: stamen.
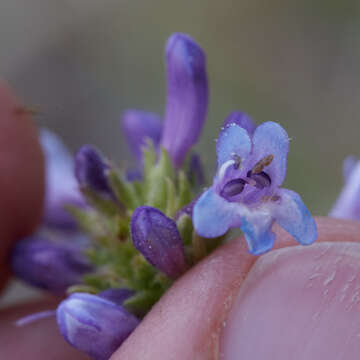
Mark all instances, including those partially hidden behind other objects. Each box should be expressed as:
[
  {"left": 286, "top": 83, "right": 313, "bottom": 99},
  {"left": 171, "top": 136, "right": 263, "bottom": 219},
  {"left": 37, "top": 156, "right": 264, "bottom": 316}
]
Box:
[
  {"left": 232, "top": 154, "right": 242, "bottom": 170},
  {"left": 220, "top": 178, "right": 246, "bottom": 198},
  {"left": 252, "top": 154, "right": 274, "bottom": 174},
  {"left": 250, "top": 172, "right": 271, "bottom": 189},
  {"left": 217, "top": 159, "right": 235, "bottom": 180}
]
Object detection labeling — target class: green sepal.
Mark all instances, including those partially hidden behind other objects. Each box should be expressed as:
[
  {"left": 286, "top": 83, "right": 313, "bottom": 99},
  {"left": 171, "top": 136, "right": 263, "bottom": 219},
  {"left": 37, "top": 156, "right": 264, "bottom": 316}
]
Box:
[
  {"left": 130, "top": 254, "right": 157, "bottom": 290},
  {"left": 108, "top": 169, "right": 140, "bottom": 210},
  {"left": 66, "top": 206, "right": 105, "bottom": 236},
  {"left": 80, "top": 187, "right": 119, "bottom": 217},
  {"left": 176, "top": 213, "right": 193, "bottom": 246},
  {"left": 143, "top": 141, "right": 157, "bottom": 180},
  {"left": 82, "top": 273, "right": 114, "bottom": 290},
  {"left": 123, "top": 290, "right": 162, "bottom": 317},
  {"left": 67, "top": 284, "right": 98, "bottom": 295},
  {"left": 145, "top": 148, "right": 175, "bottom": 211},
  {"left": 165, "top": 177, "right": 177, "bottom": 217},
  {"left": 176, "top": 171, "right": 192, "bottom": 210}
]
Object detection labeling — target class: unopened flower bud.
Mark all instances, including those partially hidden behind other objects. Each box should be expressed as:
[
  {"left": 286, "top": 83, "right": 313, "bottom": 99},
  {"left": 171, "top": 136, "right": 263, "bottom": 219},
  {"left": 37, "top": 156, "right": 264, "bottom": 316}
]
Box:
[
  {"left": 57, "top": 293, "right": 139, "bottom": 360},
  {"left": 161, "top": 33, "right": 208, "bottom": 167},
  {"left": 75, "top": 145, "right": 114, "bottom": 198},
  {"left": 131, "top": 206, "right": 186, "bottom": 278},
  {"left": 11, "top": 236, "right": 91, "bottom": 295}
]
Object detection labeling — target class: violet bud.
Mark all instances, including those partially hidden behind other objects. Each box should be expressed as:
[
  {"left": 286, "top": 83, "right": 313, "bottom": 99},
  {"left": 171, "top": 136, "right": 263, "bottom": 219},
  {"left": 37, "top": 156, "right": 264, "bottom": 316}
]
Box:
[
  {"left": 11, "top": 237, "right": 91, "bottom": 295},
  {"left": 131, "top": 206, "right": 186, "bottom": 278},
  {"left": 75, "top": 145, "right": 113, "bottom": 197},
  {"left": 161, "top": 33, "right": 208, "bottom": 167},
  {"left": 122, "top": 110, "right": 162, "bottom": 163},
  {"left": 57, "top": 293, "right": 139, "bottom": 360},
  {"left": 223, "top": 111, "right": 256, "bottom": 136}
]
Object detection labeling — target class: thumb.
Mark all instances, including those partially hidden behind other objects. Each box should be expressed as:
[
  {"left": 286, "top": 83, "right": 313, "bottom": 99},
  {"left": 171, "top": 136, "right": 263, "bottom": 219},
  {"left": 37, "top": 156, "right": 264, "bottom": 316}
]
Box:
[{"left": 112, "top": 217, "right": 360, "bottom": 360}]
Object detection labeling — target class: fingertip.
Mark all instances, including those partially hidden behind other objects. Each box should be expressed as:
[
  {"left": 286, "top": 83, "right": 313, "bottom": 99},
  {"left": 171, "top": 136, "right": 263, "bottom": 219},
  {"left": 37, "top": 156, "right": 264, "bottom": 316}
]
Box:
[
  {"left": 0, "top": 81, "right": 44, "bottom": 287},
  {"left": 0, "top": 81, "right": 44, "bottom": 236},
  {"left": 113, "top": 217, "right": 360, "bottom": 360}
]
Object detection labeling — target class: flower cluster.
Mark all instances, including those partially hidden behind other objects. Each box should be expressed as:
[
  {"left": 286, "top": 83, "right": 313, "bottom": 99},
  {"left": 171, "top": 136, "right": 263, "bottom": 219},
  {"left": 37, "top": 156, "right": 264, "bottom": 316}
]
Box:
[{"left": 12, "top": 33, "right": 319, "bottom": 360}]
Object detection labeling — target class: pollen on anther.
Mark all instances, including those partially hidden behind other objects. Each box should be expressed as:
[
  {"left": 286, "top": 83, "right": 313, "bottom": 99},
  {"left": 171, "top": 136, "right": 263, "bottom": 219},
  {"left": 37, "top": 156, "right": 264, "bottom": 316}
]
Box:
[{"left": 252, "top": 154, "right": 274, "bottom": 174}]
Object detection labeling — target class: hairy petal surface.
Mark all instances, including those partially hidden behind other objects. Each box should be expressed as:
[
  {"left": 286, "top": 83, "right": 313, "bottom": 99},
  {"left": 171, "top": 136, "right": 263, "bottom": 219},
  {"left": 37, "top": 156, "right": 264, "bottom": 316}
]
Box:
[
  {"left": 216, "top": 124, "right": 252, "bottom": 169},
  {"left": 223, "top": 111, "right": 256, "bottom": 136},
  {"left": 250, "top": 122, "right": 289, "bottom": 188}
]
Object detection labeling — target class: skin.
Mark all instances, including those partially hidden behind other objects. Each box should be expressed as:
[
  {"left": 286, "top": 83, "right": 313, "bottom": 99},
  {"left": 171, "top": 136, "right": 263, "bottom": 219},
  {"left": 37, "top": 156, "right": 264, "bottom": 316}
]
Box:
[{"left": 0, "top": 82, "right": 359, "bottom": 359}]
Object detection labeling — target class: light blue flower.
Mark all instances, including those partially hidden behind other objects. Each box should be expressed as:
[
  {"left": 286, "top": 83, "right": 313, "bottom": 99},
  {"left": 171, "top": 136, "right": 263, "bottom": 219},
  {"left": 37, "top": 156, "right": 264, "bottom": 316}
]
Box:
[
  {"left": 329, "top": 155, "right": 360, "bottom": 220},
  {"left": 193, "top": 120, "right": 317, "bottom": 255}
]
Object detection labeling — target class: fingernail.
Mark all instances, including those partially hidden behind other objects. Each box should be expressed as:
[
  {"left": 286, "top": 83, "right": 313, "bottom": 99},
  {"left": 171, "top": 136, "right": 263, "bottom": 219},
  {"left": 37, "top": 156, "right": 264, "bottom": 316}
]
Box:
[{"left": 220, "top": 242, "right": 360, "bottom": 359}]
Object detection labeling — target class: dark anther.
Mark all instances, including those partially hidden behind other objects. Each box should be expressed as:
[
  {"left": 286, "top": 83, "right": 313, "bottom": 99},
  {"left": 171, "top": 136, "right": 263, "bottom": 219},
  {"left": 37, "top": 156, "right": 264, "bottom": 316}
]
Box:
[
  {"left": 248, "top": 171, "right": 271, "bottom": 189},
  {"left": 221, "top": 178, "right": 247, "bottom": 198},
  {"left": 232, "top": 154, "right": 242, "bottom": 170}
]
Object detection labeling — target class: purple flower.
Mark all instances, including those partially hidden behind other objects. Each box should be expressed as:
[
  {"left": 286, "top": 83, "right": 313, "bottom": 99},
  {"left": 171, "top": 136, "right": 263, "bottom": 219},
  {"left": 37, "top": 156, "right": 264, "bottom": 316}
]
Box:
[
  {"left": 122, "top": 110, "right": 162, "bottom": 163},
  {"left": 40, "top": 129, "right": 85, "bottom": 228},
  {"left": 57, "top": 293, "right": 139, "bottom": 360},
  {"left": 161, "top": 33, "right": 208, "bottom": 167},
  {"left": 75, "top": 145, "right": 114, "bottom": 198},
  {"left": 121, "top": 34, "right": 208, "bottom": 169},
  {"left": 329, "top": 156, "right": 360, "bottom": 220},
  {"left": 193, "top": 121, "right": 317, "bottom": 255},
  {"left": 11, "top": 235, "right": 91, "bottom": 294},
  {"left": 131, "top": 206, "right": 186, "bottom": 278}
]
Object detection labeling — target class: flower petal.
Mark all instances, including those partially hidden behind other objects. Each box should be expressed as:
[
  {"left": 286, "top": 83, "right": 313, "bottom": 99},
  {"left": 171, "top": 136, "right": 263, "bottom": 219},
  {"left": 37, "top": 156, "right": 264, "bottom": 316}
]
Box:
[
  {"left": 273, "top": 188, "right": 317, "bottom": 245},
  {"left": 250, "top": 122, "right": 289, "bottom": 187},
  {"left": 329, "top": 161, "right": 360, "bottom": 220},
  {"left": 216, "top": 124, "right": 252, "bottom": 168},
  {"left": 75, "top": 145, "right": 114, "bottom": 198},
  {"left": 161, "top": 33, "right": 208, "bottom": 167},
  {"left": 239, "top": 209, "right": 275, "bottom": 255},
  {"left": 193, "top": 187, "right": 241, "bottom": 238},
  {"left": 343, "top": 155, "right": 358, "bottom": 181},
  {"left": 122, "top": 110, "right": 162, "bottom": 163},
  {"left": 223, "top": 111, "right": 256, "bottom": 136},
  {"left": 57, "top": 293, "right": 139, "bottom": 360},
  {"left": 40, "top": 129, "right": 84, "bottom": 228},
  {"left": 131, "top": 206, "right": 186, "bottom": 278},
  {"left": 11, "top": 235, "right": 91, "bottom": 295}
]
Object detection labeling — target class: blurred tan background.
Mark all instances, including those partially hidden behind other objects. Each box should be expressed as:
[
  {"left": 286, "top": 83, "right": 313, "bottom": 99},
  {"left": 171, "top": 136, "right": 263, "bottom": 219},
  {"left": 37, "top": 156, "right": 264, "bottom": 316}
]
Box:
[{"left": 1, "top": 0, "right": 360, "bottom": 305}]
